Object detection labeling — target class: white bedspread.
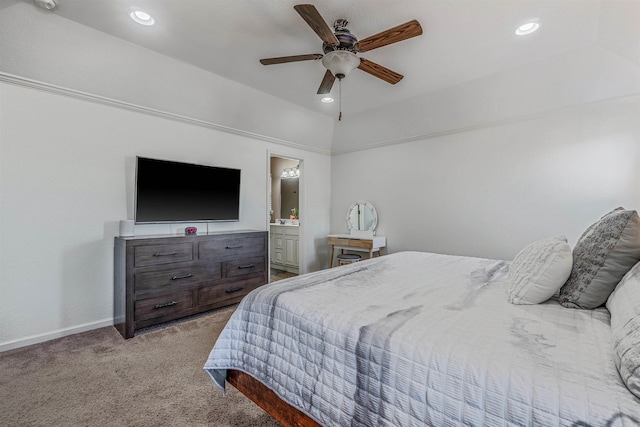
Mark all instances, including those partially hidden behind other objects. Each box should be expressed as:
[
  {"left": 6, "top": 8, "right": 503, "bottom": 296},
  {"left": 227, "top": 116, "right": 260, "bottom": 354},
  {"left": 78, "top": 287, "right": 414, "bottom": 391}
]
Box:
[{"left": 204, "top": 251, "right": 640, "bottom": 426}]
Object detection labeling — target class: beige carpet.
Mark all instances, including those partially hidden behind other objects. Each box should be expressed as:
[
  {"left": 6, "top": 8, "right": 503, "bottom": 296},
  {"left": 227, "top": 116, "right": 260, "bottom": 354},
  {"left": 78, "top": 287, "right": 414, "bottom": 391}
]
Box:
[
  {"left": 270, "top": 269, "right": 297, "bottom": 282},
  {"left": 0, "top": 306, "right": 282, "bottom": 427}
]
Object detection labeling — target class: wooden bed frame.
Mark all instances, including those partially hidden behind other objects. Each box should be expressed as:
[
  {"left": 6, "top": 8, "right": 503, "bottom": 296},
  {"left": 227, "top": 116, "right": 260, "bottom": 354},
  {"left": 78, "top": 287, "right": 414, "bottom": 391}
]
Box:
[{"left": 227, "top": 369, "right": 321, "bottom": 427}]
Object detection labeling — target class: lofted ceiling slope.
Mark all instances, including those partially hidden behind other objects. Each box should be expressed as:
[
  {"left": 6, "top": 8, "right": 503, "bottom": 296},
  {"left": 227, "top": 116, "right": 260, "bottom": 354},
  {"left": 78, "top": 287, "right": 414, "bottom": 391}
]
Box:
[{"left": 8, "top": 0, "right": 638, "bottom": 121}]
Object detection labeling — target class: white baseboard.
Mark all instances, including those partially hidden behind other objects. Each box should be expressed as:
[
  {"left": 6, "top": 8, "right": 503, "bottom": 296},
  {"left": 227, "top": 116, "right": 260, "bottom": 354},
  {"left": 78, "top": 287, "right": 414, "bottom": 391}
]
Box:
[{"left": 0, "top": 318, "right": 114, "bottom": 353}]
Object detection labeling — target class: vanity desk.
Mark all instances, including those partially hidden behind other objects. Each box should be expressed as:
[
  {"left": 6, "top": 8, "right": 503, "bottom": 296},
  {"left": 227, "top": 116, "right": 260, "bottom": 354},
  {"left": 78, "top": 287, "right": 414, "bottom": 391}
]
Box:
[
  {"left": 328, "top": 200, "right": 386, "bottom": 268},
  {"left": 327, "top": 234, "right": 386, "bottom": 267}
]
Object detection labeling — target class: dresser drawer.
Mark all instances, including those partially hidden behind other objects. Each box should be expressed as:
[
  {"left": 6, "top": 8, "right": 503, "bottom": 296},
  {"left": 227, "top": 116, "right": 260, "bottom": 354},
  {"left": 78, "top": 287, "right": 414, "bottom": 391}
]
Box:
[
  {"left": 224, "top": 255, "right": 265, "bottom": 278},
  {"left": 134, "top": 243, "right": 193, "bottom": 267},
  {"left": 134, "top": 264, "right": 221, "bottom": 293},
  {"left": 326, "top": 236, "right": 373, "bottom": 249},
  {"left": 197, "top": 276, "right": 266, "bottom": 306},
  {"left": 134, "top": 290, "right": 194, "bottom": 322},
  {"left": 199, "top": 236, "right": 265, "bottom": 259},
  {"left": 115, "top": 231, "right": 267, "bottom": 339}
]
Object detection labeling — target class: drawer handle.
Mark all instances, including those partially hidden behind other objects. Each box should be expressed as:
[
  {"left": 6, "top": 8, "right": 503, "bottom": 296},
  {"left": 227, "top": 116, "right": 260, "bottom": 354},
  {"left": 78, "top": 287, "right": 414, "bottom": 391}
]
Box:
[
  {"left": 171, "top": 273, "right": 193, "bottom": 280},
  {"left": 238, "top": 264, "right": 254, "bottom": 269},
  {"left": 225, "top": 286, "right": 244, "bottom": 294},
  {"left": 155, "top": 301, "right": 177, "bottom": 309},
  {"left": 226, "top": 245, "right": 244, "bottom": 249},
  {"left": 153, "top": 252, "right": 178, "bottom": 257}
]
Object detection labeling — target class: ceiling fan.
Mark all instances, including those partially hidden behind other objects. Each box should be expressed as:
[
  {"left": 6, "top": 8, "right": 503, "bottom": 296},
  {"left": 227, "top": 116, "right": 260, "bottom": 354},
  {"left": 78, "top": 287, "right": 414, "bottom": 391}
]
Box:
[{"left": 260, "top": 4, "right": 423, "bottom": 102}]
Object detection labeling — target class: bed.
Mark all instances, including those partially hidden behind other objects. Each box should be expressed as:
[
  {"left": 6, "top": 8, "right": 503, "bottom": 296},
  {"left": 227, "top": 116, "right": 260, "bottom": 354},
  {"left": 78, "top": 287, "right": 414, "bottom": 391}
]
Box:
[{"left": 204, "top": 209, "right": 640, "bottom": 426}]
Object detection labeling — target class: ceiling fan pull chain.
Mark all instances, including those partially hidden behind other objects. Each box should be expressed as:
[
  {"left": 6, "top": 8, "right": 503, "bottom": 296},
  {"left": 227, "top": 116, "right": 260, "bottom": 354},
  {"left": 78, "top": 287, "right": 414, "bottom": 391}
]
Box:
[{"left": 339, "top": 78, "right": 342, "bottom": 121}]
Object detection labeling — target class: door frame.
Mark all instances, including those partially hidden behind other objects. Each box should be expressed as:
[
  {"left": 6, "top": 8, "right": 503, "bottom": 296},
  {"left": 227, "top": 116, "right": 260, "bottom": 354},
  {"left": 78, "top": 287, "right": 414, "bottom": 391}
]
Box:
[{"left": 267, "top": 151, "right": 305, "bottom": 278}]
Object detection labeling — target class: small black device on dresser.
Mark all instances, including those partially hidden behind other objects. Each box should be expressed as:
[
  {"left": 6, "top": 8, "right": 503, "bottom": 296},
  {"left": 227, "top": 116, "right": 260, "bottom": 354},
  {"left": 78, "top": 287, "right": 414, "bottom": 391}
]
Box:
[{"left": 113, "top": 230, "right": 268, "bottom": 339}]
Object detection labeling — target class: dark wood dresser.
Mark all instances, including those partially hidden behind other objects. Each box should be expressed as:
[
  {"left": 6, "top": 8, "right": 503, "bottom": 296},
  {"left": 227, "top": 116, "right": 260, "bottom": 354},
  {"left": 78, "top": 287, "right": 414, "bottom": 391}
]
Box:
[{"left": 114, "top": 230, "right": 268, "bottom": 338}]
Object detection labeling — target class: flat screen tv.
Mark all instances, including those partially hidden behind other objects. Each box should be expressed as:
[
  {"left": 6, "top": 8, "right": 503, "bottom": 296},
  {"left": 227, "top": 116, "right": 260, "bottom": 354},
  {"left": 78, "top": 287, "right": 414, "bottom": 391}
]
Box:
[{"left": 134, "top": 156, "right": 240, "bottom": 223}]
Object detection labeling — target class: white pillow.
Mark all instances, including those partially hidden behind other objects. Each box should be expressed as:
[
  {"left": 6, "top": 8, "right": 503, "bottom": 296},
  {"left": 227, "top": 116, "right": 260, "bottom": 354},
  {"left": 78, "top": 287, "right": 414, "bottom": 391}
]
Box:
[
  {"left": 508, "top": 236, "right": 573, "bottom": 305},
  {"left": 606, "top": 261, "right": 640, "bottom": 399}
]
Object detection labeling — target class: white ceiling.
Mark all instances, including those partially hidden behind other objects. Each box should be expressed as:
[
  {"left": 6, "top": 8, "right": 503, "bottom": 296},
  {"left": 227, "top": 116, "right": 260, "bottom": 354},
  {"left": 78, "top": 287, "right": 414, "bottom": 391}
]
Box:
[{"left": 17, "top": 0, "right": 640, "bottom": 117}]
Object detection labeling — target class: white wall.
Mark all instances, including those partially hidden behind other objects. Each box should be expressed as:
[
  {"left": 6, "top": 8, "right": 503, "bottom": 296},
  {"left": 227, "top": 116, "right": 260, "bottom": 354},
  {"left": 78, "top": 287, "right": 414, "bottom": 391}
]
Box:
[
  {"left": 0, "top": 1, "right": 335, "bottom": 152},
  {"left": 0, "top": 81, "right": 331, "bottom": 350},
  {"left": 329, "top": 0, "right": 640, "bottom": 260},
  {"left": 331, "top": 96, "right": 640, "bottom": 260},
  {"left": 332, "top": 46, "right": 640, "bottom": 153},
  {"left": 0, "top": 2, "right": 333, "bottom": 350}
]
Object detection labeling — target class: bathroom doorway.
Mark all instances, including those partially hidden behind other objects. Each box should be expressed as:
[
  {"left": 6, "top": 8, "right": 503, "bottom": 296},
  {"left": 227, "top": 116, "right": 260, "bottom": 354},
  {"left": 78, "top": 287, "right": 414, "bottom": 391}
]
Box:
[{"left": 269, "top": 155, "right": 301, "bottom": 282}]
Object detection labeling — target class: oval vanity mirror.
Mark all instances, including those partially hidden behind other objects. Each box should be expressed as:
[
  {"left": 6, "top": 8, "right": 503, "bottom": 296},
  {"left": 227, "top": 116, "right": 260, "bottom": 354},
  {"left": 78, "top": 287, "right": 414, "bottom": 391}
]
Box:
[{"left": 346, "top": 201, "right": 377, "bottom": 234}]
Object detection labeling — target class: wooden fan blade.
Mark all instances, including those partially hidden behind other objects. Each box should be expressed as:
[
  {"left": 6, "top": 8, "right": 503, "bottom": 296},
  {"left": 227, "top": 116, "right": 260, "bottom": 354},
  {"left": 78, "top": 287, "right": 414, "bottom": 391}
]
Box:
[
  {"left": 357, "top": 19, "right": 423, "bottom": 52},
  {"left": 317, "top": 70, "right": 336, "bottom": 94},
  {"left": 357, "top": 58, "right": 403, "bottom": 85},
  {"left": 294, "top": 4, "right": 339, "bottom": 46},
  {"left": 260, "top": 54, "right": 323, "bottom": 65}
]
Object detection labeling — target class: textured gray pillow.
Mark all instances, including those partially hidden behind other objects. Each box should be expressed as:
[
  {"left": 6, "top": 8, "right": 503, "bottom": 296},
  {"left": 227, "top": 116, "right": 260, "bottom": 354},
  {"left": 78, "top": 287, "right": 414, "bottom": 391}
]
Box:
[
  {"left": 606, "top": 261, "right": 640, "bottom": 399},
  {"left": 559, "top": 208, "right": 640, "bottom": 309},
  {"left": 507, "top": 236, "right": 572, "bottom": 305}
]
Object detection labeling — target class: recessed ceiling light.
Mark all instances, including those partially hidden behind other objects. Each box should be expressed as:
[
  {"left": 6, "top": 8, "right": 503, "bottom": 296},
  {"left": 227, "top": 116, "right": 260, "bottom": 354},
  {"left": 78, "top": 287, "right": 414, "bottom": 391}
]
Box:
[
  {"left": 130, "top": 9, "right": 155, "bottom": 26},
  {"left": 33, "top": 0, "right": 57, "bottom": 10},
  {"left": 321, "top": 97, "right": 334, "bottom": 103},
  {"left": 516, "top": 21, "right": 540, "bottom": 35}
]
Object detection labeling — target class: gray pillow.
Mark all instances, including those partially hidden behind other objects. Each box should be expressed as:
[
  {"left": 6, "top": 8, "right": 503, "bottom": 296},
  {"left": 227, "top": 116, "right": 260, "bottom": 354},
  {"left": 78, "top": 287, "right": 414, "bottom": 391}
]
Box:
[
  {"left": 559, "top": 207, "right": 640, "bottom": 309},
  {"left": 606, "top": 261, "right": 640, "bottom": 399}
]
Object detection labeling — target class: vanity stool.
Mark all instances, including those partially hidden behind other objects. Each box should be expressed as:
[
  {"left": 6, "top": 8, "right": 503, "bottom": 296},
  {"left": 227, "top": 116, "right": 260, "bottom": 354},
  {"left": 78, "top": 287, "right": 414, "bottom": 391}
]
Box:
[{"left": 337, "top": 253, "right": 361, "bottom": 266}]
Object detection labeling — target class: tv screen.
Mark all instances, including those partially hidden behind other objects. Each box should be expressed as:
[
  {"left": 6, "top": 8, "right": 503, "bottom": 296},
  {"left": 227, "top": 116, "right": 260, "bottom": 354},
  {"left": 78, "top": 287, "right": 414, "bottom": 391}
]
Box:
[{"left": 134, "top": 157, "right": 240, "bottom": 223}]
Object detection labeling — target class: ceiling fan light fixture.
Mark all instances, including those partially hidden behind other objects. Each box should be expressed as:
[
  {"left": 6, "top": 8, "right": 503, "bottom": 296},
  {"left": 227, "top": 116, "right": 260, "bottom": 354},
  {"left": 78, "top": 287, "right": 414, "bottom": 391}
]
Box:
[{"left": 322, "top": 51, "right": 360, "bottom": 79}]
